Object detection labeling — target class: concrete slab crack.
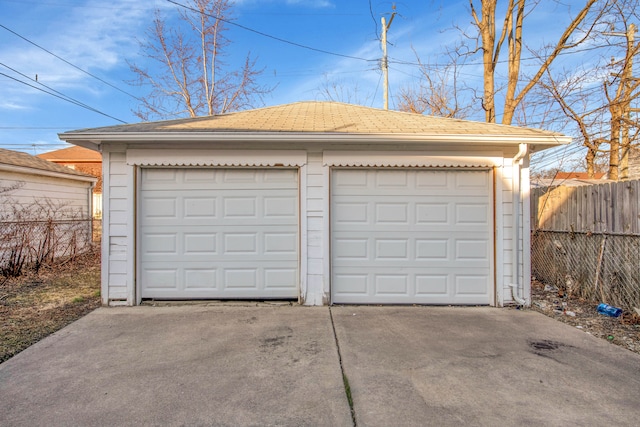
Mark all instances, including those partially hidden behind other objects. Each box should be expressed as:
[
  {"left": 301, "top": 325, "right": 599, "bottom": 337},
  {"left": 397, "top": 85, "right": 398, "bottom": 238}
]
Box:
[{"left": 329, "top": 306, "right": 357, "bottom": 427}]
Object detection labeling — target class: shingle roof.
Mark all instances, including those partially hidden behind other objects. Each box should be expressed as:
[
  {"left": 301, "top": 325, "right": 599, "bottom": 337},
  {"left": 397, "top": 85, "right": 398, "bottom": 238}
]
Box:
[
  {"left": 61, "top": 101, "right": 567, "bottom": 140},
  {"left": 37, "top": 146, "right": 101, "bottom": 162},
  {"left": 0, "top": 148, "right": 96, "bottom": 179}
]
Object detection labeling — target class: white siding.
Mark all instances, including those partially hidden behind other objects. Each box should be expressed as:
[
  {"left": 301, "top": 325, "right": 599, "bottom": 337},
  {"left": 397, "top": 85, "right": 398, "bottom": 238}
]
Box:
[
  {"left": 303, "top": 151, "right": 327, "bottom": 305},
  {"left": 500, "top": 159, "right": 515, "bottom": 305},
  {"left": 102, "top": 146, "right": 132, "bottom": 304},
  {"left": 498, "top": 157, "right": 529, "bottom": 306},
  {"left": 0, "top": 170, "right": 92, "bottom": 218}
]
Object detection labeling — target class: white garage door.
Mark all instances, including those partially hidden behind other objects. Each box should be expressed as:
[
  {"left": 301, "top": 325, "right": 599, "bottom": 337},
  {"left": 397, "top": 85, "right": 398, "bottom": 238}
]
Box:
[
  {"left": 331, "top": 169, "right": 493, "bottom": 304},
  {"left": 139, "top": 168, "right": 299, "bottom": 300}
]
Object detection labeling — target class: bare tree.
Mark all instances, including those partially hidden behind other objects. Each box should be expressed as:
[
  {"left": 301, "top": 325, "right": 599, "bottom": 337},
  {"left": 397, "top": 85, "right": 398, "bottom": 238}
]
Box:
[
  {"left": 603, "top": 11, "right": 640, "bottom": 180},
  {"left": 129, "top": 0, "right": 272, "bottom": 120},
  {"left": 537, "top": 66, "right": 608, "bottom": 177},
  {"left": 534, "top": 0, "right": 640, "bottom": 180},
  {"left": 468, "top": 0, "right": 603, "bottom": 125},
  {"left": 315, "top": 75, "right": 374, "bottom": 106},
  {"left": 396, "top": 47, "right": 473, "bottom": 118}
]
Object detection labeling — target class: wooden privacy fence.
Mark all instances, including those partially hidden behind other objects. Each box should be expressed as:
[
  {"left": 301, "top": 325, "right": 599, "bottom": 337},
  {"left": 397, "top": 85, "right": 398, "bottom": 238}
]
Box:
[
  {"left": 530, "top": 179, "right": 640, "bottom": 312},
  {"left": 531, "top": 179, "right": 640, "bottom": 234}
]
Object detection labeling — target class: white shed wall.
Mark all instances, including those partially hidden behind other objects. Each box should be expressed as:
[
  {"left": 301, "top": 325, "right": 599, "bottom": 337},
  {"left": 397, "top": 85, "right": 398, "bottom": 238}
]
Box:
[{"left": 0, "top": 170, "right": 92, "bottom": 218}]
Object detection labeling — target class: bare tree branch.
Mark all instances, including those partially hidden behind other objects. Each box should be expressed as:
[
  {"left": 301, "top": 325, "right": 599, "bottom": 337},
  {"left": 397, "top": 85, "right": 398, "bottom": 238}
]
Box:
[{"left": 128, "top": 0, "right": 273, "bottom": 120}]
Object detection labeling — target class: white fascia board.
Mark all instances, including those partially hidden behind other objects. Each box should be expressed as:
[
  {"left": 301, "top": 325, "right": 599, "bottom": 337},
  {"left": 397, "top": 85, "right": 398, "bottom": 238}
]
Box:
[
  {"left": 0, "top": 163, "right": 98, "bottom": 183},
  {"left": 59, "top": 131, "right": 572, "bottom": 147},
  {"left": 56, "top": 135, "right": 101, "bottom": 152}
]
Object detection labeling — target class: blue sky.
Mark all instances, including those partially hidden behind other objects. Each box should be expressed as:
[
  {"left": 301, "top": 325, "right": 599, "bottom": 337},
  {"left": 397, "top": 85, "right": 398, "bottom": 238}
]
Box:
[{"left": 0, "top": 0, "right": 588, "bottom": 157}]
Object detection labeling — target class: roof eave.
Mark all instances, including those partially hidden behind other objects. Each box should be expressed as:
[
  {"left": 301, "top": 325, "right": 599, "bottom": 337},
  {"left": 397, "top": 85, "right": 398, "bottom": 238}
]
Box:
[
  {"left": 59, "top": 131, "right": 571, "bottom": 148},
  {"left": 0, "top": 163, "right": 98, "bottom": 183}
]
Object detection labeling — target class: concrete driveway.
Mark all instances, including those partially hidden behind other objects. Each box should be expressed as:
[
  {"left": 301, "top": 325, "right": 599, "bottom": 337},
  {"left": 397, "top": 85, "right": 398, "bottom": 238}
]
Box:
[{"left": 1, "top": 305, "right": 639, "bottom": 426}]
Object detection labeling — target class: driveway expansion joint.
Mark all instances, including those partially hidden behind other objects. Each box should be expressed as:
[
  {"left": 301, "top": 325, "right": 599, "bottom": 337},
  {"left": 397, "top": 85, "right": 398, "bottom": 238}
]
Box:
[{"left": 329, "top": 306, "right": 357, "bottom": 427}]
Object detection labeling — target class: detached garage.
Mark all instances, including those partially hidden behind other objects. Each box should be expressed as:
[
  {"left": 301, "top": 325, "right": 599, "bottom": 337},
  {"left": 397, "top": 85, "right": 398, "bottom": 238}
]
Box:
[{"left": 59, "top": 101, "right": 568, "bottom": 307}]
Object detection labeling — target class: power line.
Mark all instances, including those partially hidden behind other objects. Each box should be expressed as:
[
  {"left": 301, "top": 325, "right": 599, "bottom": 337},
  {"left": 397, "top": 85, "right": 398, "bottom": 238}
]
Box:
[
  {"left": 0, "top": 127, "right": 84, "bottom": 130},
  {"left": 167, "top": 0, "right": 376, "bottom": 63},
  {"left": 368, "top": 0, "right": 380, "bottom": 41},
  {"left": 0, "top": 23, "right": 141, "bottom": 102},
  {"left": 0, "top": 61, "right": 127, "bottom": 123},
  {"left": 0, "top": 72, "right": 127, "bottom": 123},
  {"left": 387, "top": 44, "right": 617, "bottom": 71}
]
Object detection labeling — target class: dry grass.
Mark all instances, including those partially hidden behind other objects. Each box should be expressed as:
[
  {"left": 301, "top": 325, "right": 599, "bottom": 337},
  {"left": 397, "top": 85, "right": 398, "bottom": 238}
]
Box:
[{"left": 0, "top": 248, "right": 101, "bottom": 363}]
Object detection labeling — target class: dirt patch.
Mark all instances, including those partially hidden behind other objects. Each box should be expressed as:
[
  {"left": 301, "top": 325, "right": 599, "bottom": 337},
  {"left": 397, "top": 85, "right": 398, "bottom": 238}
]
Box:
[
  {"left": 0, "top": 249, "right": 101, "bottom": 363},
  {"left": 530, "top": 279, "right": 640, "bottom": 354}
]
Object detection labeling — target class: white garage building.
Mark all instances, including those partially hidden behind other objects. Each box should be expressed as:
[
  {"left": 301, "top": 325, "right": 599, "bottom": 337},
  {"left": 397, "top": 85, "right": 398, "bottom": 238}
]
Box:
[{"left": 59, "top": 102, "right": 568, "bottom": 306}]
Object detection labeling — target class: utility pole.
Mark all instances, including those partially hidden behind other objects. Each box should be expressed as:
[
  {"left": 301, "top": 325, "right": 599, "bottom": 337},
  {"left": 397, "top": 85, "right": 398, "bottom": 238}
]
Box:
[{"left": 381, "top": 7, "right": 396, "bottom": 110}]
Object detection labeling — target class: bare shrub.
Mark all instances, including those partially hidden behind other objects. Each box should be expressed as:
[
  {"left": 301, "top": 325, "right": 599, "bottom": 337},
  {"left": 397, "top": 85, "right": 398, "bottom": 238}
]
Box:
[{"left": 1, "top": 190, "right": 93, "bottom": 278}]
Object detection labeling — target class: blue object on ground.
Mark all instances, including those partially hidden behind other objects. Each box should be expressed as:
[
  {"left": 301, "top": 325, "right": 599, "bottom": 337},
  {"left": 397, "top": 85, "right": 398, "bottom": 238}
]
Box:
[{"left": 597, "top": 303, "right": 622, "bottom": 317}]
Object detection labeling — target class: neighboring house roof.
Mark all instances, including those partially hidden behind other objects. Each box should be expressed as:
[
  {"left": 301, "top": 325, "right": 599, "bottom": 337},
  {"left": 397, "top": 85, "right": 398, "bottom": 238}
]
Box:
[
  {"left": 37, "top": 145, "right": 101, "bottom": 162},
  {"left": 60, "top": 101, "right": 571, "bottom": 150},
  {"left": 532, "top": 178, "right": 612, "bottom": 188},
  {"left": 555, "top": 172, "right": 606, "bottom": 180},
  {"left": 0, "top": 148, "right": 96, "bottom": 182}
]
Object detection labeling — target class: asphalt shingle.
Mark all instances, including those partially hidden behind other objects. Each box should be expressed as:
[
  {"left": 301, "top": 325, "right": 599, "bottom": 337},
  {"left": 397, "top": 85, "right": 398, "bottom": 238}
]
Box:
[{"left": 61, "top": 101, "right": 566, "bottom": 139}]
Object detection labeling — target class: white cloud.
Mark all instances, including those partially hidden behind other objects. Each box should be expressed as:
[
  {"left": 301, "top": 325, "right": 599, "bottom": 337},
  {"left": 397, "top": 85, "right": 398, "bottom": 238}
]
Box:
[
  {"left": 285, "top": 0, "right": 334, "bottom": 8},
  {"left": 234, "top": 0, "right": 334, "bottom": 8},
  {"left": 0, "top": 100, "right": 30, "bottom": 111},
  {"left": 0, "top": 0, "right": 165, "bottom": 95}
]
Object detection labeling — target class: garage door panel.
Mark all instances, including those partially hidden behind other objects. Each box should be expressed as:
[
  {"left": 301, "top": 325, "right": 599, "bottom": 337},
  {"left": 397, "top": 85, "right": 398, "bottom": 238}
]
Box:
[
  {"left": 455, "top": 203, "right": 490, "bottom": 225},
  {"left": 142, "top": 267, "right": 180, "bottom": 290},
  {"left": 416, "top": 239, "right": 448, "bottom": 260},
  {"left": 140, "top": 168, "right": 299, "bottom": 299},
  {"left": 264, "top": 196, "right": 298, "bottom": 217},
  {"left": 264, "top": 269, "right": 299, "bottom": 289},
  {"left": 184, "top": 268, "right": 217, "bottom": 289},
  {"left": 332, "top": 169, "right": 492, "bottom": 305},
  {"left": 456, "top": 276, "right": 491, "bottom": 295},
  {"left": 333, "top": 233, "right": 488, "bottom": 266},
  {"left": 143, "top": 233, "right": 178, "bottom": 254},
  {"left": 415, "top": 171, "right": 448, "bottom": 188},
  {"left": 375, "top": 275, "right": 409, "bottom": 295},
  {"left": 333, "top": 271, "right": 490, "bottom": 304},
  {"left": 183, "top": 233, "right": 217, "bottom": 254},
  {"left": 455, "top": 170, "right": 490, "bottom": 189},
  {"left": 455, "top": 239, "right": 490, "bottom": 261},
  {"left": 416, "top": 203, "right": 449, "bottom": 224},
  {"left": 333, "top": 274, "right": 368, "bottom": 295},
  {"left": 141, "top": 197, "right": 178, "bottom": 219},
  {"left": 141, "top": 231, "right": 296, "bottom": 261},
  {"left": 375, "top": 203, "right": 409, "bottom": 224},
  {"left": 415, "top": 275, "right": 449, "bottom": 296},
  {"left": 333, "top": 199, "right": 490, "bottom": 231},
  {"left": 141, "top": 262, "right": 297, "bottom": 297},
  {"left": 141, "top": 169, "right": 297, "bottom": 191},
  {"left": 375, "top": 239, "right": 409, "bottom": 259},
  {"left": 333, "top": 202, "right": 369, "bottom": 224},
  {"left": 184, "top": 197, "right": 217, "bottom": 218}
]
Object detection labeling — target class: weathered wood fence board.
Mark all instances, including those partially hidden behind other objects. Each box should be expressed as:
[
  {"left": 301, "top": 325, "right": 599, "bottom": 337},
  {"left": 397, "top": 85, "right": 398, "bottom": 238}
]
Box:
[{"left": 531, "top": 179, "right": 640, "bottom": 235}]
